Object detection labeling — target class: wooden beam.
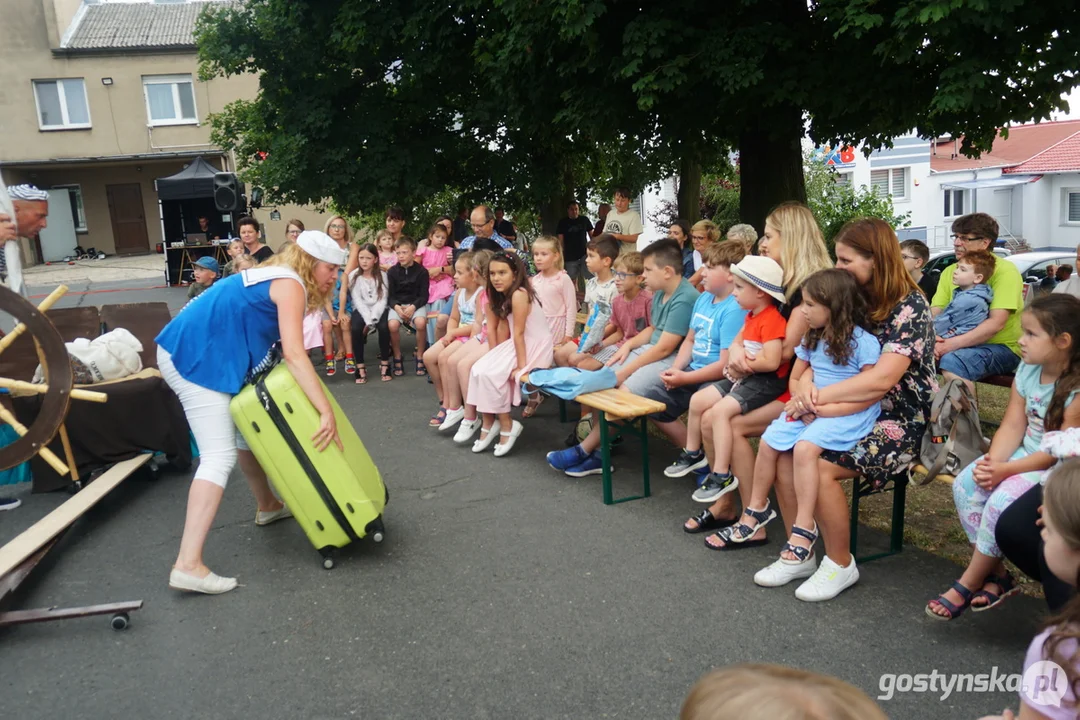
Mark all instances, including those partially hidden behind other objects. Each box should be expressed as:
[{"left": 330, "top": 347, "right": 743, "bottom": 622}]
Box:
[{"left": 0, "top": 454, "right": 151, "bottom": 579}]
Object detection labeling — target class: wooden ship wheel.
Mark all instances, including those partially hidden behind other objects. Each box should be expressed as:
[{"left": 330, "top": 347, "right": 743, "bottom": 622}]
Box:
[{"left": 0, "top": 284, "right": 146, "bottom": 631}]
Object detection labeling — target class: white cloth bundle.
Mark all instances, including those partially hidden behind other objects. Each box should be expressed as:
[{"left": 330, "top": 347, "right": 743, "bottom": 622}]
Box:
[{"left": 33, "top": 328, "right": 144, "bottom": 384}]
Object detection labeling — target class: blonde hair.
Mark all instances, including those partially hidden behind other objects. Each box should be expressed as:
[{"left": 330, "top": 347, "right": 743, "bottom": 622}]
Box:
[
  {"left": 233, "top": 254, "right": 256, "bottom": 272},
  {"left": 471, "top": 249, "right": 494, "bottom": 280},
  {"left": 228, "top": 239, "right": 244, "bottom": 253},
  {"left": 1041, "top": 459, "right": 1080, "bottom": 708},
  {"left": 681, "top": 664, "right": 888, "bottom": 720},
  {"left": 324, "top": 215, "right": 353, "bottom": 246},
  {"left": 614, "top": 251, "right": 644, "bottom": 275},
  {"left": 260, "top": 242, "right": 332, "bottom": 312},
  {"left": 691, "top": 219, "right": 721, "bottom": 244},
  {"left": 766, "top": 202, "right": 831, "bottom": 301},
  {"left": 532, "top": 235, "right": 564, "bottom": 271}
]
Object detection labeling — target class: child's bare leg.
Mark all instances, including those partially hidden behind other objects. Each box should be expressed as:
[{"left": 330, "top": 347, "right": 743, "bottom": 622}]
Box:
[
  {"left": 780, "top": 440, "right": 825, "bottom": 560},
  {"left": 340, "top": 323, "right": 352, "bottom": 359},
  {"left": 569, "top": 353, "right": 603, "bottom": 371},
  {"left": 435, "top": 314, "right": 449, "bottom": 341},
  {"left": 701, "top": 405, "right": 716, "bottom": 466},
  {"left": 495, "top": 412, "right": 513, "bottom": 445},
  {"left": 333, "top": 324, "right": 345, "bottom": 359},
  {"left": 708, "top": 396, "right": 744, "bottom": 475},
  {"left": 322, "top": 318, "right": 333, "bottom": 356},
  {"left": 388, "top": 319, "right": 402, "bottom": 361},
  {"left": 415, "top": 316, "right": 428, "bottom": 365},
  {"left": 554, "top": 342, "right": 576, "bottom": 367},
  {"left": 423, "top": 343, "right": 445, "bottom": 402},
  {"left": 686, "top": 385, "right": 722, "bottom": 453}
]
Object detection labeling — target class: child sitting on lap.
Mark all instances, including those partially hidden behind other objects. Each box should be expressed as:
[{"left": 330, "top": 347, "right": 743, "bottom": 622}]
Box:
[{"left": 934, "top": 249, "right": 995, "bottom": 339}]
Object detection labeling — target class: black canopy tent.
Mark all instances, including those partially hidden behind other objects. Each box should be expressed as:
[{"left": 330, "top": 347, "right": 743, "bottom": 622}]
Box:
[{"left": 155, "top": 156, "right": 243, "bottom": 285}]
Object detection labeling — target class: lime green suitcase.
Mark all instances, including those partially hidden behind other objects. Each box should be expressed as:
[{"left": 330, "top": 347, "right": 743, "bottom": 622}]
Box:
[{"left": 230, "top": 364, "right": 387, "bottom": 568}]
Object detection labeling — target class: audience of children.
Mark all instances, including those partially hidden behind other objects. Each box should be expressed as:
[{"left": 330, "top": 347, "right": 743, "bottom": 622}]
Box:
[
  {"left": 565, "top": 251, "right": 651, "bottom": 369},
  {"left": 547, "top": 239, "right": 699, "bottom": 477},
  {"left": 221, "top": 239, "right": 247, "bottom": 278},
  {"left": 376, "top": 229, "right": 398, "bottom": 273},
  {"left": 462, "top": 252, "right": 555, "bottom": 457},
  {"left": 348, "top": 243, "right": 392, "bottom": 384},
  {"left": 386, "top": 235, "right": 432, "bottom": 377},
  {"left": 186, "top": 256, "right": 219, "bottom": 302},
  {"left": 934, "top": 249, "right": 996, "bottom": 340},
  {"left": 439, "top": 251, "right": 497, "bottom": 434}
]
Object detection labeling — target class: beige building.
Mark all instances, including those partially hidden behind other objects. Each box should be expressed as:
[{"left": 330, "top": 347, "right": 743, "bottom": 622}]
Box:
[{"left": 1, "top": 0, "right": 324, "bottom": 266}]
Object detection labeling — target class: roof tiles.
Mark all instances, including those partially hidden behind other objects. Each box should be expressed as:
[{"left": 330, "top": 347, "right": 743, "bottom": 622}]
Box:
[{"left": 66, "top": 1, "right": 236, "bottom": 50}]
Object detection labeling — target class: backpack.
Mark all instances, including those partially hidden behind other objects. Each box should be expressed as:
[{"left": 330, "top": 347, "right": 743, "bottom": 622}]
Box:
[{"left": 918, "top": 378, "right": 990, "bottom": 484}]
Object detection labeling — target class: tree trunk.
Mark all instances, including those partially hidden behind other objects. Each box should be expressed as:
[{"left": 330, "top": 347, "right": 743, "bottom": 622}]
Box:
[
  {"left": 536, "top": 152, "right": 575, "bottom": 237},
  {"left": 677, "top": 154, "right": 702, "bottom": 224},
  {"left": 739, "top": 104, "right": 806, "bottom": 235}
]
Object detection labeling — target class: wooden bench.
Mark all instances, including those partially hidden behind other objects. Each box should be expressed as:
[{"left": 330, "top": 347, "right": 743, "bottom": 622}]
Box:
[{"left": 570, "top": 388, "right": 666, "bottom": 504}]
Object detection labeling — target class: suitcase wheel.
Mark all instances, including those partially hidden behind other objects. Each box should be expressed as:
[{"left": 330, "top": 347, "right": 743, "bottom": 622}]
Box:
[
  {"left": 323, "top": 557, "right": 334, "bottom": 570},
  {"left": 319, "top": 547, "right": 336, "bottom": 570}
]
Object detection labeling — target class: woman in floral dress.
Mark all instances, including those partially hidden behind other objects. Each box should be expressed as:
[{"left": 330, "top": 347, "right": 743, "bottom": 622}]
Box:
[{"left": 781, "top": 218, "right": 937, "bottom": 602}]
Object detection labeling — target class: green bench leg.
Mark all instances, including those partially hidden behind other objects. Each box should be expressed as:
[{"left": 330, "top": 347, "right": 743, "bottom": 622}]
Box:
[
  {"left": 559, "top": 398, "right": 568, "bottom": 424},
  {"left": 598, "top": 411, "right": 650, "bottom": 505},
  {"left": 852, "top": 474, "right": 908, "bottom": 564}
]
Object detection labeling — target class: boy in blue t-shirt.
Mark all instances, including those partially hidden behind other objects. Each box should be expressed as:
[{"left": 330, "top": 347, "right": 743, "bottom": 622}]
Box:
[{"left": 652, "top": 242, "right": 747, "bottom": 472}]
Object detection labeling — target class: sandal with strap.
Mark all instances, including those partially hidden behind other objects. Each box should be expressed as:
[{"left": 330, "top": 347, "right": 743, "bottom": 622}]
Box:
[
  {"left": 705, "top": 502, "right": 776, "bottom": 550},
  {"left": 971, "top": 572, "right": 1021, "bottom": 612},
  {"left": 683, "top": 508, "right": 738, "bottom": 535},
  {"left": 380, "top": 360, "right": 393, "bottom": 382},
  {"left": 416, "top": 357, "right": 428, "bottom": 376},
  {"left": 780, "top": 524, "right": 819, "bottom": 563},
  {"left": 430, "top": 407, "right": 447, "bottom": 427},
  {"left": 926, "top": 581, "right": 976, "bottom": 621},
  {"left": 392, "top": 357, "right": 404, "bottom": 377},
  {"left": 354, "top": 365, "right": 367, "bottom": 384},
  {"left": 522, "top": 386, "right": 545, "bottom": 418}
]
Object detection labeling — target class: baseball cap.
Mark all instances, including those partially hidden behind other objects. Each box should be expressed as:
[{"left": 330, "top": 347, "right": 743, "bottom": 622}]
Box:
[{"left": 192, "top": 256, "right": 220, "bottom": 274}]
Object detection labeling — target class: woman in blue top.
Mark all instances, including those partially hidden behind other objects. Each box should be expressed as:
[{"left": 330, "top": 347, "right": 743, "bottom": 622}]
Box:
[{"left": 156, "top": 231, "right": 346, "bottom": 594}]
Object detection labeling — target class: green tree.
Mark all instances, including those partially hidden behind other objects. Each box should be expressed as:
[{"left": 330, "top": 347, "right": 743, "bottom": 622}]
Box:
[{"left": 803, "top": 153, "right": 910, "bottom": 251}]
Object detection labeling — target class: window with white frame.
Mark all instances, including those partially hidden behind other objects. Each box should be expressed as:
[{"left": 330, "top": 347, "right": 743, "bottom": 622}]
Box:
[
  {"left": 870, "top": 167, "right": 909, "bottom": 201},
  {"left": 142, "top": 74, "right": 197, "bottom": 125},
  {"left": 51, "top": 185, "right": 87, "bottom": 232},
  {"left": 32, "top": 79, "right": 91, "bottom": 130},
  {"left": 1067, "top": 191, "right": 1080, "bottom": 223},
  {"left": 835, "top": 172, "right": 853, "bottom": 187},
  {"left": 943, "top": 188, "right": 966, "bottom": 218}
]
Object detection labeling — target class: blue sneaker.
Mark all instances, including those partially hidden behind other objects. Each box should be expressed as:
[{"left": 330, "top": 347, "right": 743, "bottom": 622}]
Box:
[
  {"left": 547, "top": 445, "right": 587, "bottom": 471},
  {"left": 564, "top": 450, "right": 611, "bottom": 478}
]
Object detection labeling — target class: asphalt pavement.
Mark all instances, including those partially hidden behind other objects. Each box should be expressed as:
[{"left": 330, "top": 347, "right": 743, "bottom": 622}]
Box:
[{"left": 0, "top": 281, "right": 1048, "bottom": 720}]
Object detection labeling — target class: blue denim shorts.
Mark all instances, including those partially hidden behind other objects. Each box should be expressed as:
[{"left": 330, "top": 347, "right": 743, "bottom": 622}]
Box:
[{"left": 938, "top": 343, "right": 1020, "bottom": 381}]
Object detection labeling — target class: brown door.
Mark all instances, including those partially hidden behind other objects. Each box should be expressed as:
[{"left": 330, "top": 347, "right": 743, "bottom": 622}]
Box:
[{"left": 106, "top": 183, "right": 149, "bottom": 255}]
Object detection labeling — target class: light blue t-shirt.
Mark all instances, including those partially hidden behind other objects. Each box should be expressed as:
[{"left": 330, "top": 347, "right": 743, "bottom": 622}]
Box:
[
  {"left": 1015, "top": 361, "right": 1080, "bottom": 455},
  {"left": 689, "top": 292, "right": 745, "bottom": 371}
]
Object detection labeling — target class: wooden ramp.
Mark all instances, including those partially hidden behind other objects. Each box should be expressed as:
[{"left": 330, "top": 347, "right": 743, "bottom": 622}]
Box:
[{"left": 0, "top": 454, "right": 150, "bottom": 580}]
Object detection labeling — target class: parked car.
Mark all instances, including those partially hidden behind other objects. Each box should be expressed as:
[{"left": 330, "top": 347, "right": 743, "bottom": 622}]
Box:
[
  {"left": 923, "top": 247, "right": 1013, "bottom": 277},
  {"left": 1004, "top": 251, "right": 1078, "bottom": 284}
]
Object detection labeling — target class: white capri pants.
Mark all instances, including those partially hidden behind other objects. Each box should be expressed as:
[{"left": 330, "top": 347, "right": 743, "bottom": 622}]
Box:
[{"left": 158, "top": 346, "right": 248, "bottom": 489}]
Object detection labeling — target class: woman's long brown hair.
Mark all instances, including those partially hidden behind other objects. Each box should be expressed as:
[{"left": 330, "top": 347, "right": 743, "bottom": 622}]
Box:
[{"left": 832, "top": 218, "right": 919, "bottom": 323}]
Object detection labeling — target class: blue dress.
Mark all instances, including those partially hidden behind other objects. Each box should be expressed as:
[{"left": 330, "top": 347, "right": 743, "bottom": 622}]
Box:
[{"left": 761, "top": 326, "right": 882, "bottom": 452}]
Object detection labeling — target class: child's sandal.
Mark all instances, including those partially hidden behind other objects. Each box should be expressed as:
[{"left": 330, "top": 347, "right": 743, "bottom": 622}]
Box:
[
  {"left": 780, "top": 524, "right": 819, "bottom": 564},
  {"left": 521, "top": 388, "right": 545, "bottom": 418},
  {"left": 926, "top": 581, "right": 975, "bottom": 621},
  {"left": 416, "top": 358, "right": 427, "bottom": 377},
  {"left": 430, "top": 407, "right": 447, "bottom": 427},
  {"left": 970, "top": 572, "right": 1021, "bottom": 612},
  {"left": 380, "top": 361, "right": 393, "bottom": 382},
  {"left": 392, "top": 357, "right": 404, "bottom": 376}
]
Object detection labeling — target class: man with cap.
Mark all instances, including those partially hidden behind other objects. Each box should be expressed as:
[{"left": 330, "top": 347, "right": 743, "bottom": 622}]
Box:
[
  {"left": 5, "top": 184, "right": 49, "bottom": 297},
  {"left": 155, "top": 230, "right": 346, "bottom": 594}
]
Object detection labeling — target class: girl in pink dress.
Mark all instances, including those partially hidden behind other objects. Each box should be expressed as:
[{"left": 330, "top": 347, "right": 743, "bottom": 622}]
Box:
[
  {"left": 464, "top": 252, "right": 554, "bottom": 457},
  {"left": 525, "top": 236, "right": 578, "bottom": 417},
  {"left": 416, "top": 224, "right": 455, "bottom": 344}
]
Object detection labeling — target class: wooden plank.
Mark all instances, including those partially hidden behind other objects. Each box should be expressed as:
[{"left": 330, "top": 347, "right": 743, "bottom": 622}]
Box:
[
  {"left": 0, "top": 600, "right": 142, "bottom": 628},
  {"left": 575, "top": 312, "right": 588, "bottom": 326},
  {"left": 575, "top": 388, "right": 666, "bottom": 419},
  {"left": 913, "top": 463, "right": 955, "bottom": 485},
  {"left": 0, "top": 454, "right": 151, "bottom": 579}
]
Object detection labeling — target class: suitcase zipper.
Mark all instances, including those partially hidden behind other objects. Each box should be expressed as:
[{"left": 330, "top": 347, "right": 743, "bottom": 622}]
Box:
[{"left": 255, "top": 379, "right": 359, "bottom": 542}]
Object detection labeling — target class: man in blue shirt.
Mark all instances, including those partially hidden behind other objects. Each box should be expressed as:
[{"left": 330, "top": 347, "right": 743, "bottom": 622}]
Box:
[{"left": 458, "top": 205, "right": 513, "bottom": 251}]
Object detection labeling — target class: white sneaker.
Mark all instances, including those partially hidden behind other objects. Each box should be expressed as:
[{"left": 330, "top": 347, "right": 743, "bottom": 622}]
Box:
[
  {"left": 453, "top": 417, "right": 481, "bottom": 444},
  {"left": 754, "top": 554, "right": 818, "bottom": 588},
  {"left": 169, "top": 568, "right": 238, "bottom": 595},
  {"left": 439, "top": 407, "right": 465, "bottom": 432},
  {"left": 255, "top": 505, "right": 293, "bottom": 526},
  {"left": 794, "top": 555, "right": 859, "bottom": 602},
  {"left": 472, "top": 421, "right": 501, "bottom": 453}
]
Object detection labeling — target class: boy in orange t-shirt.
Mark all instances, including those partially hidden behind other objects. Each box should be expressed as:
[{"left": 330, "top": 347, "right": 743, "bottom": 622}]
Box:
[{"left": 692, "top": 255, "right": 789, "bottom": 504}]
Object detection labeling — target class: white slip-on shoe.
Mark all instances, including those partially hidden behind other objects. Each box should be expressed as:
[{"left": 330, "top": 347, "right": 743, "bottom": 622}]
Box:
[
  {"left": 754, "top": 553, "right": 818, "bottom": 588},
  {"left": 169, "top": 568, "right": 238, "bottom": 595},
  {"left": 453, "top": 417, "right": 482, "bottom": 444},
  {"left": 472, "top": 421, "right": 501, "bottom": 453},
  {"left": 255, "top": 505, "right": 293, "bottom": 526},
  {"left": 439, "top": 407, "right": 465, "bottom": 432},
  {"left": 794, "top": 555, "right": 860, "bottom": 602},
  {"left": 493, "top": 421, "right": 524, "bottom": 457}
]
